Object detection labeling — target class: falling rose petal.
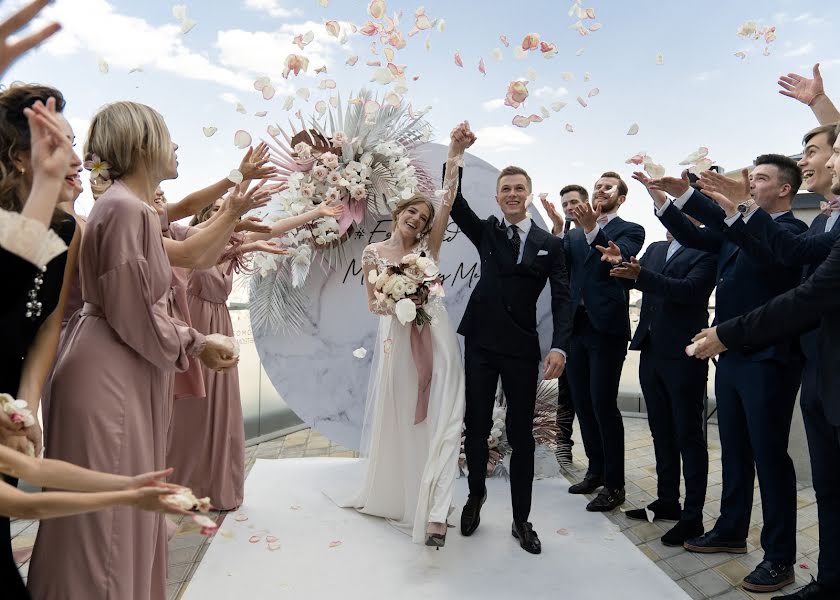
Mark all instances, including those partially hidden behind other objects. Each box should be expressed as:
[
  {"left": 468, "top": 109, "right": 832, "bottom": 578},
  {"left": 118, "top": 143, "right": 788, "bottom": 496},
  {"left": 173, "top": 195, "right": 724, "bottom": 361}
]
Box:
[
  {"left": 289, "top": 504, "right": 301, "bottom": 510},
  {"left": 267, "top": 125, "right": 281, "bottom": 136},
  {"left": 526, "top": 67, "right": 538, "bottom": 81},
  {"left": 588, "top": 22, "right": 603, "bottom": 32},
  {"left": 235, "top": 102, "right": 246, "bottom": 114},
  {"left": 281, "top": 96, "right": 294, "bottom": 110},
  {"left": 315, "top": 100, "right": 327, "bottom": 116},
  {"left": 294, "top": 110, "right": 302, "bottom": 119},
  {"left": 253, "top": 76, "right": 270, "bottom": 91},
  {"left": 500, "top": 34, "right": 509, "bottom": 47},
  {"left": 329, "top": 96, "right": 338, "bottom": 108},
  {"left": 627, "top": 123, "right": 639, "bottom": 135},
  {"left": 679, "top": 147, "right": 709, "bottom": 165},
  {"left": 234, "top": 130, "right": 252, "bottom": 149},
  {"left": 386, "top": 62, "right": 405, "bottom": 77},
  {"left": 359, "top": 21, "right": 380, "bottom": 36},
  {"left": 415, "top": 14, "right": 431, "bottom": 31},
  {"left": 513, "top": 46, "right": 526, "bottom": 60},
  {"left": 583, "top": 72, "right": 591, "bottom": 82},
  {"left": 736, "top": 20, "right": 757, "bottom": 38},
  {"left": 368, "top": 0, "right": 385, "bottom": 19},
  {"left": 412, "top": 75, "right": 420, "bottom": 81},
  {"left": 521, "top": 33, "right": 540, "bottom": 51},
  {"left": 655, "top": 52, "right": 664, "bottom": 65},
  {"left": 202, "top": 127, "right": 217, "bottom": 138},
  {"left": 346, "top": 55, "right": 359, "bottom": 66},
  {"left": 454, "top": 51, "right": 463, "bottom": 67},
  {"left": 249, "top": 535, "right": 262, "bottom": 544},
  {"left": 562, "top": 71, "right": 574, "bottom": 81},
  {"left": 556, "top": 528, "right": 569, "bottom": 536},
  {"left": 318, "top": 79, "right": 337, "bottom": 89},
  {"left": 367, "top": 60, "right": 382, "bottom": 67},
  {"left": 382, "top": 47, "right": 394, "bottom": 62},
  {"left": 370, "top": 67, "right": 393, "bottom": 84},
  {"left": 570, "top": 21, "right": 590, "bottom": 36},
  {"left": 384, "top": 91, "right": 402, "bottom": 107},
  {"left": 262, "top": 85, "right": 275, "bottom": 100},
  {"left": 425, "top": 36, "right": 431, "bottom": 51},
  {"left": 267, "top": 541, "right": 281, "bottom": 551},
  {"left": 328, "top": 540, "right": 343, "bottom": 548},
  {"left": 479, "top": 58, "right": 486, "bottom": 75},
  {"left": 98, "top": 58, "right": 109, "bottom": 74},
  {"left": 353, "top": 347, "right": 367, "bottom": 359},
  {"left": 689, "top": 158, "right": 714, "bottom": 174},
  {"left": 550, "top": 101, "right": 567, "bottom": 111},
  {"left": 565, "top": 123, "right": 574, "bottom": 133},
  {"left": 763, "top": 46, "right": 771, "bottom": 56},
  {"left": 319, "top": 0, "right": 329, "bottom": 5},
  {"left": 228, "top": 169, "right": 244, "bottom": 184},
  {"left": 282, "top": 54, "right": 310, "bottom": 78},
  {"left": 576, "top": 96, "right": 588, "bottom": 108},
  {"left": 540, "top": 41, "right": 558, "bottom": 58},
  {"left": 325, "top": 20, "right": 340, "bottom": 37},
  {"left": 369, "top": 41, "right": 378, "bottom": 55},
  {"left": 512, "top": 115, "right": 532, "bottom": 128},
  {"left": 734, "top": 51, "right": 747, "bottom": 60},
  {"left": 297, "top": 87, "right": 311, "bottom": 101},
  {"left": 129, "top": 66, "right": 143, "bottom": 73},
  {"left": 255, "top": 111, "right": 267, "bottom": 117},
  {"left": 314, "top": 65, "right": 327, "bottom": 74},
  {"left": 234, "top": 514, "right": 248, "bottom": 522},
  {"left": 364, "top": 100, "right": 381, "bottom": 115},
  {"left": 644, "top": 158, "right": 666, "bottom": 179},
  {"left": 625, "top": 151, "right": 646, "bottom": 166},
  {"left": 491, "top": 48, "right": 503, "bottom": 62},
  {"left": 575, "top": 47, "right": 585, "bottom": 56},
  {"left": 265, "top": 535, "right": 278, "bottom": 543},
  {"left": 540, "top": 106, "right": 550, "bottom": 118},
  {"left": 587, "top": 87, "right": 599, "bottom": 98}
]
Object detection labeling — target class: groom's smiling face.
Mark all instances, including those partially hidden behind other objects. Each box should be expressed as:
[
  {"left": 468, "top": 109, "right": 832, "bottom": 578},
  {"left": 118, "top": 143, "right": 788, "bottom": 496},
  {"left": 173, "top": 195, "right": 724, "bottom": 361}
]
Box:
[{"left": 496, "top": 174, "right": 530, "bottom": 222}]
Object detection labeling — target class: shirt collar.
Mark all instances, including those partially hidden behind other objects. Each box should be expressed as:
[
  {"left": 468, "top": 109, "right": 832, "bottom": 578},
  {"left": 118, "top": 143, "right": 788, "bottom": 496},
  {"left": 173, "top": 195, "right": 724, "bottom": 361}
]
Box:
[
  {"left": 503, "top": 215, "right": 532, "bottom": 235},
  {"left": 601, "top": 211, "right": 619, "bottom": 224},
  {"left": 769, "top": 210, "right": 788, "bottom": 220}
]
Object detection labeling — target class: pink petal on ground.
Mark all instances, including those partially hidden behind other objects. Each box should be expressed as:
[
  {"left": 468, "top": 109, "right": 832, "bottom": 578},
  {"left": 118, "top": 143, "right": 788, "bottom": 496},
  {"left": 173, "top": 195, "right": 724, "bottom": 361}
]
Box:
[{"left": 234, "top": 514, "right": 249, "bottom": 522}]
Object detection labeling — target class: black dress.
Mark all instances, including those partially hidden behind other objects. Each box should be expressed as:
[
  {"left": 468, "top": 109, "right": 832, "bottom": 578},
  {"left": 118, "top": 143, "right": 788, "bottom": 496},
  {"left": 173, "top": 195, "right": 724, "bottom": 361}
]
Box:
[{"left": 1, "top": 213, "right": 75, "bottom": 600}]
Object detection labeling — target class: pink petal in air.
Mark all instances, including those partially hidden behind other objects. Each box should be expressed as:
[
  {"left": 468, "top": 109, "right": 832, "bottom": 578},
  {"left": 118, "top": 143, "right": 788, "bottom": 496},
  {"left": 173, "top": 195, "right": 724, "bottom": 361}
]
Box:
[
  {"left": 478, "top": 58, "right": 486, "bottom": 75},
  {"left": 234, "top": 130, "right": 252, "bottom": 149},
  {"left": 454, "top": 51, "right": 463, "bottom": 67}
]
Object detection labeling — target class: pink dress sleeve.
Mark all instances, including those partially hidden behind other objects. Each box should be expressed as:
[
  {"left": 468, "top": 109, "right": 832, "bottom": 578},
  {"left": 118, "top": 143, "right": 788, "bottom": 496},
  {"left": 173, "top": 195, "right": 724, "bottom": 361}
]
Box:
[{"left": 90, "top": 196, "right": 206, "bottom": 372}]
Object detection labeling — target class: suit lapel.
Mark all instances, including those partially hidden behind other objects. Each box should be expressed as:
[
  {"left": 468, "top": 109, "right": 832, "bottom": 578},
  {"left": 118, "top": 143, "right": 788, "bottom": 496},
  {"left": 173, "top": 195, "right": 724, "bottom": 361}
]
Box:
[
  {"left": 492, "top": 218, "right": 515, "bottom": 266},
  {"left": 520, "top": 221, "right": 544, "bottom": 266},
  {"left": 663, "top": 244, "right": 686, "bottom": 272}
]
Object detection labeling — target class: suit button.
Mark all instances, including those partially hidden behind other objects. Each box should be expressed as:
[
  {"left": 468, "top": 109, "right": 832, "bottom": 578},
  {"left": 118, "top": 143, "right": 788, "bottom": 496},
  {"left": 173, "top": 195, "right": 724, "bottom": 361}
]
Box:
[
  {"left": 506, "top": 305, "right": 512, "bottom": 311},
  {"left": 719, "top": 278, "right": 724, "bottom": 283}
]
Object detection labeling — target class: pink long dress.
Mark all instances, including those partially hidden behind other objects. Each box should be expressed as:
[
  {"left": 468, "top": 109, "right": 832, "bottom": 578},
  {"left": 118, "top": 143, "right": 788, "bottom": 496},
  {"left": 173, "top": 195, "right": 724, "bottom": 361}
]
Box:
[
  {"left": 28, "top": 181, "right": 207, "bottom": 600},
  {"left": 167, "top": 263, "right": 244, "bottom": 510}
]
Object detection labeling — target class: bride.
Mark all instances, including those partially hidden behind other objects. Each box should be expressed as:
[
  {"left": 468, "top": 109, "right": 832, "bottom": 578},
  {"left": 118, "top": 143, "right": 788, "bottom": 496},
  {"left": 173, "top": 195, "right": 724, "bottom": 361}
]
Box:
[{"left": 341, "top": 123, "right": 472, "bottom": 548}]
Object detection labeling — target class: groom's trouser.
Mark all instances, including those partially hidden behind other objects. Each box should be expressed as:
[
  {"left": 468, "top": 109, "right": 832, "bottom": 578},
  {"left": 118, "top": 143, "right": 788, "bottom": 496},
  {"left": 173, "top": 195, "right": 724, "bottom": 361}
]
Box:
[
  {"left": 566, "top": 308, "right": 628, "bottom": 490},
  {"left": 464, "top": 342, "right": 538, "bottom": 523}
]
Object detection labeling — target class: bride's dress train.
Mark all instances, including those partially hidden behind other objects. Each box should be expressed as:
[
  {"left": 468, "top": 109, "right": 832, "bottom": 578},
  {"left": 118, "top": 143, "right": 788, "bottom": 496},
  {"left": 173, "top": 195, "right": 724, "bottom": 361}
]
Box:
[{"left": 330, "top": 241, "right": 465, "bottom": 543}]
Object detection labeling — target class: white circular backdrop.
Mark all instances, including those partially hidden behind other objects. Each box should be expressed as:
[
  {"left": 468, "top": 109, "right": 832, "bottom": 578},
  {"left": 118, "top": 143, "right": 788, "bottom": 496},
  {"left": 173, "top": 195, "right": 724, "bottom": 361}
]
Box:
[{"left": 253, "top": 143, "right": 556, "bottom": 450}]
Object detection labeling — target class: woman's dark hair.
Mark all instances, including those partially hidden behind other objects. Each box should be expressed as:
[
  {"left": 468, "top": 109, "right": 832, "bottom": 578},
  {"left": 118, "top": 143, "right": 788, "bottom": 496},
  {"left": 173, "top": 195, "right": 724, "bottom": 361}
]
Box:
[{"left": 0, "top": 83, "right": 67, "bottom": 216}]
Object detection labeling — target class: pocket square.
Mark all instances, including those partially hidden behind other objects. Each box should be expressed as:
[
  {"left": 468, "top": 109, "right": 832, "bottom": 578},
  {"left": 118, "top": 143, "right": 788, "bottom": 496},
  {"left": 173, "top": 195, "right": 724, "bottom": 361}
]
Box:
[{"left": 537, "top": 249, "right": 549, "bottom": 256}]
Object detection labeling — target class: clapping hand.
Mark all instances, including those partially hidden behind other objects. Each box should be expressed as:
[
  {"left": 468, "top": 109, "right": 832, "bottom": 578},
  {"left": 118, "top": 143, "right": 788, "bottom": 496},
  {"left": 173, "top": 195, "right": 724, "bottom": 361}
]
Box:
[
  {"left": 778, "top": 64, "right": 825, "bottom": 106},
  {"left": 649, "top": 170, "right": 691, "bottom": 199},
  {"left": 688, "top": 327, "right": 727, "bottom": 360},
  {"left": 540, "top": 194, "right": 565, "bottom": 234},
  {"left": 610, "top": 256, "right": 641, "bottom": 280},
  {"left": 569, "top": 202, "right": 600, "bottom": 233},
  {"left": 595, "top": 240, "right": 623, "bottom": 265},
  {"left": 238, "top": 142, "right": 277, "bottom": 181},
  {"left": 0, "top": 0, "right": 61, "bottom": 79}
]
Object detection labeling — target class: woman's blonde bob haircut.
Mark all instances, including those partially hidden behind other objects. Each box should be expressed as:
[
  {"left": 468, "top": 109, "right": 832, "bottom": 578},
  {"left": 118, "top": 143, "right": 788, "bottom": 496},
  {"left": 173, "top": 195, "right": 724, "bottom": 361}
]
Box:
[
  {"left": 391, "top": 194, "right": 435, "bottom": 237},
  {"left": 85, "top": 101, "right": 172, "bottom": 181}
]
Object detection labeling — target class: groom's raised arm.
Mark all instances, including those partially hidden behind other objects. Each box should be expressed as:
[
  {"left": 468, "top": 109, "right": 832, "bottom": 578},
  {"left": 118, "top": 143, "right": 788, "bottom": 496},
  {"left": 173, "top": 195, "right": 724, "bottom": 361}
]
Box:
[{"left": 443, "top": 163, "right": 484, "bottom": 249}]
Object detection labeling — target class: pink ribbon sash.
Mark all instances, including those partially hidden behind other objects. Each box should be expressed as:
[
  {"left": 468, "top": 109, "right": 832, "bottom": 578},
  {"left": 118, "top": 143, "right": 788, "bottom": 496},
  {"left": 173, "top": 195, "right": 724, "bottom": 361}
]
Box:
[{"left": 409, "top": 323, "right": 434, "bottom": 424}]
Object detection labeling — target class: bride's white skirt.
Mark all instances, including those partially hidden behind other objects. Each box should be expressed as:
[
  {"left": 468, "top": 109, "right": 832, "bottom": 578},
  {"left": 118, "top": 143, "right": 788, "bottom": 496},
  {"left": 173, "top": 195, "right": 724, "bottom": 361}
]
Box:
[{"left": 331, "top": 302, "right": 465, "bottom": 543}]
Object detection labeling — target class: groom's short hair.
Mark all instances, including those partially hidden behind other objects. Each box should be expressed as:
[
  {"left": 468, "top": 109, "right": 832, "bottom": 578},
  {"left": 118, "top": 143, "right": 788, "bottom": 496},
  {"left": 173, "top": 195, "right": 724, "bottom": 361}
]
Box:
[{"left": 496, "top": 166, "right": 532, "bottom": 193}]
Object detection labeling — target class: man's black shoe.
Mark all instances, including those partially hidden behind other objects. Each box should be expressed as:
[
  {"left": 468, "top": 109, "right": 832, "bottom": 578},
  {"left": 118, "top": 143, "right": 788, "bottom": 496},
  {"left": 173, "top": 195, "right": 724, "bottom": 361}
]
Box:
[
  {"left": 586, "top": 487, "right": 625, "bottom": 512},
  {"left": 625, "top": 499, "right": 682, "bottom": 522},
  {"left": 683, "top": 530, "right": 747, "bottom": 554},
  {"left": 460, "top": 490, "right": 486, "bottom": 536},
  {"left": 743, "top": 561, "right": 795, "bottom": 593},
  {"left": 568, "top": 473, "right": 604, "bottom": 494},
  {"left": 772, "top": 577, "right": 836, "bottom": 599},
  {"left": 511, "top": 521, "right": 541, "bottom": 555},
  {"left": 661, "top": 520, "right": 703, "bottom": 547}
]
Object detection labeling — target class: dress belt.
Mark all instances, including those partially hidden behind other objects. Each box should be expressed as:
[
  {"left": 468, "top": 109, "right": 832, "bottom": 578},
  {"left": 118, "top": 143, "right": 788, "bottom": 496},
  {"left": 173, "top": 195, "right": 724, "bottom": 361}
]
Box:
[{"left": 81, "top": 302, "right": 104, "bottom": 317}]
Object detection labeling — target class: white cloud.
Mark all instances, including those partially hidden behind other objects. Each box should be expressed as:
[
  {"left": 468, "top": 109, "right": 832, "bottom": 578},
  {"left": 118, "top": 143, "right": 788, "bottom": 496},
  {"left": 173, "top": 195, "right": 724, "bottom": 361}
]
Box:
[
  {"left": 793, "top": 12, "right": 828, "bottom": 26},
  {"left": 482, "top": 98, "right": 504, "bottom": 111},
  {"left": 471, "top": 126, "right": 535, "bottom": 153},
  {"left": 534, "top": 86, "right": 568, "bottom": 99},
  {"left": 243, "top": 0, "right": 302, "bottom": 18},
  {"left": 693, "top": 69, "right": 721, "bottom": 83},
  {"left": 36, "top": 0, "right": 254, "bottom": 92},
  {"left": 784, "top": 42, "right": 815, "bottom": 58}
]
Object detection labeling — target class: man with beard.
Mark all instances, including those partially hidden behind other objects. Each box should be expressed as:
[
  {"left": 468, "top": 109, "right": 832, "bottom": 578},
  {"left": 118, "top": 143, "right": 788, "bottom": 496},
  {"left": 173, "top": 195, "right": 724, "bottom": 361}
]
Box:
[
  {"left": 556, "top": 173, "right": 644, "bottom": 512},
  {"left": 650, "top": 155, "right": 807, "bottom": 593}
]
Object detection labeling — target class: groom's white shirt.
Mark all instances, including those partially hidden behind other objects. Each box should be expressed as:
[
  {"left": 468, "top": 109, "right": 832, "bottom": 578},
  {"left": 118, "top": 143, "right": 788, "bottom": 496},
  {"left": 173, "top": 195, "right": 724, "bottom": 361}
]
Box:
[{"left": 502, "top": 215, "right": 567, "bottom": 361}]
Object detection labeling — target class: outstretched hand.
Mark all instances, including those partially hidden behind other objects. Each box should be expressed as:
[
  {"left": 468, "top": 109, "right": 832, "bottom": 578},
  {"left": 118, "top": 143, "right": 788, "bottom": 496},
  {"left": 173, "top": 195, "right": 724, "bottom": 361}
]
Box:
[
  {"left": 239, "top": 240, "right": 288, "bottom": 256},
  {"left": 631, "top": 171, "right": 668, "bottom": 208},
  {"left": 610, "top": 256, "right": 641, "bottom": 280},
  {"left": 778, "top": 64, "right": 824, "bottom": 106},
  {"left": 697, "top": 168, "right": 751, "bottom": 210},
  {"left": 0, "top": 0, "right": 61, "bottom": 79},
  {"left": 234, "top": 215, "right": 272, "bottom": 234},
  {"left": 239, "top": 142, "right": 277, "bottom": 181},
  {"left": 540, "top": 193, "right": 565, "bottom": 234},
  {"left": 595, "top": 240, "right": 623, "bottom": 265},
  {"left": 688, "top": 327, "right": 727, "bottom": 360},
  {"left": 317, "top": 197, "right": 344, "bottom": 219},
  {"left": 649, "top": 170, "right": 691, "bottom": 199}
]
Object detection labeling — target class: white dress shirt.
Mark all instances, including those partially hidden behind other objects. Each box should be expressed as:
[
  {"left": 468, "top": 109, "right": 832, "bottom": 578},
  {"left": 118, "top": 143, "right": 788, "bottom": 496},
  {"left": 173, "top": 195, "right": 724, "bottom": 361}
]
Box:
[
  {"left": 665, "top": 239, "right": 682, "bottom": 262},
  {"left": 584, "top": 211, "right": 620, "bottom": 245}
]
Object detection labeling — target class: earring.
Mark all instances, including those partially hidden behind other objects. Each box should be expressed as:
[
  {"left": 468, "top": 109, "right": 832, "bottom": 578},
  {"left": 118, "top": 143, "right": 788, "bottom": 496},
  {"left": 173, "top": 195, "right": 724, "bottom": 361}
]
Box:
[{"left": 18, "top": 167, "right": 25, "bottom": 174}]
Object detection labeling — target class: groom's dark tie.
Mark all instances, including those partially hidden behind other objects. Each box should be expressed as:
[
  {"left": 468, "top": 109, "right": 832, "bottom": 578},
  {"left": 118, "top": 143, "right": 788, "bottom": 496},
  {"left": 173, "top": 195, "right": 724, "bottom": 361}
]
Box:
[{"left": 509, "top": 224, "right": 521, "bottom": 261}]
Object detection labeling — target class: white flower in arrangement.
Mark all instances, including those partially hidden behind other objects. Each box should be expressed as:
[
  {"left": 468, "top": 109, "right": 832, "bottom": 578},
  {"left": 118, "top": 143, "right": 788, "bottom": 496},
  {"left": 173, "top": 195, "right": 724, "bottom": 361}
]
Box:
[
  {"left": 391, "top": 279, "right": 408, "bottom": 298},
  {"left": 325, "top": 187, "right": 341, "bottom": 203},
  {"left": 300, "top": 182, "right": 316, "bottom": 197},
  {"left": 326, "top": 170, "right": 343, "bottom": 186},
  {"left": 402, "top": 253, "right": 420, "bottom": 263},
  {"left": 381, "top": 275, "right": 398, "bottom": 295},
  {"left": 324, "top": 232, "right": 339, "bottom": 242},
  {"left": 349, "top": 185, "right": 366, "bottom": 201},
  {"left": 312, "top": 165, "right": 329, "bottom": 180},
  {"left": 415, "top": 256, "right": 438, "bottom": 277},
  {"left": 315, "top": 235, "right": 327, "bottom": 245},
  {"left": 394, "top": 298, "right": 417, "bottom": 325},
  {"left": 294, "top": 142, "right": 313, "bottom": 159},
  {"left": 321, "top": 152, "right": 339, "bottom": 169},
  {"left": 332, "top": 131, "right": 349, "bottom": 146},
  {"left": 374, "top": 271, "right": 390, "bottom": 290},
  {"left": 289, "top": 201, "right": 306, "bottom": 215},
  {"left": 404, "top": 281, "right": 417, "bottom": 295},
  {"left": 359, "top": 152, "right": 374, "bottom": 166}
]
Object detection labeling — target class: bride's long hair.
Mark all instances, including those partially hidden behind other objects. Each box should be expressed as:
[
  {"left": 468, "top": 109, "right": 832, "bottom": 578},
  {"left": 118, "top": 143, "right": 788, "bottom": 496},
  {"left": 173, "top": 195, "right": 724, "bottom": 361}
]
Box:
[{"left": 391, "top": 194, "right": 436, "bottom": 238}]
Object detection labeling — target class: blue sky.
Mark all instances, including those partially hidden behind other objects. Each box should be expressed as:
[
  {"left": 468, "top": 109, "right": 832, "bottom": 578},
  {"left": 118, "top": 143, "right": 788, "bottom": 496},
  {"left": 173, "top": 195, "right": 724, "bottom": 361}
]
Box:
[{"left": 6, "top": 0, "right": 840, "bottom": 243}]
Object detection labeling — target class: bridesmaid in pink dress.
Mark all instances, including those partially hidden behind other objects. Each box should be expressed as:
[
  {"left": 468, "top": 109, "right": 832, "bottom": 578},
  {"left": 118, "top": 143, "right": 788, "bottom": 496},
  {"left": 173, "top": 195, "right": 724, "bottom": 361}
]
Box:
[{"left": 28, "top": 101, "right": 239, "bottom": 600}]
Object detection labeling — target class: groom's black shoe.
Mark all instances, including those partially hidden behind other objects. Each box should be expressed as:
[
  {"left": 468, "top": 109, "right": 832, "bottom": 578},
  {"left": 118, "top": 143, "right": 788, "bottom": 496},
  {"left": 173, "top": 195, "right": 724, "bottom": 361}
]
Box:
[
  {"left": 460, "top": 490, "right": 486, "bottom": 536},
  {"left": 512, "top": 521, "right": 541, "bottom": 554},
  {"left": 568, "top": 473, "right": 604, "bottom": 495}
]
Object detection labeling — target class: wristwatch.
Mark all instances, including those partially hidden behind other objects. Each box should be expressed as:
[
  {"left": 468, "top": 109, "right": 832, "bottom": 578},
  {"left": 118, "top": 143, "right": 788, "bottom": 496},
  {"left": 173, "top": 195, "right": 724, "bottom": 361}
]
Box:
[{"left": 737, "top": 199, "right": 755, "bottom": 214}]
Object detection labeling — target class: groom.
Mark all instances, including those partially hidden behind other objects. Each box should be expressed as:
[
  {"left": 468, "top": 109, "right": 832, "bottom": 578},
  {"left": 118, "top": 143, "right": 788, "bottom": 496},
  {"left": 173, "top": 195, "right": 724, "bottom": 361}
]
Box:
[{"left": 447, "top": 123, "right": 573, "bottom": 554}]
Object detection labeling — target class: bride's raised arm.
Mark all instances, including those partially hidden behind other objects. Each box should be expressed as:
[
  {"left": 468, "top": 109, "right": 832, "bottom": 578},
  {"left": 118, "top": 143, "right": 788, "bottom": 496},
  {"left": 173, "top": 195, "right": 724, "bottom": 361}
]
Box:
[{"left": 426, "top": 122, "right": 476, "bottom": 258}]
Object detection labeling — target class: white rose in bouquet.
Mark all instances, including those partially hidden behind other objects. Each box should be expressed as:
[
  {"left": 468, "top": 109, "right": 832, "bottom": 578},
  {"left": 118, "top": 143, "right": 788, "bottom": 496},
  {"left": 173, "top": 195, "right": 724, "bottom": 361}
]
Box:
[
  {"left": 321, "top": 152, "right": 339, "bottom": 169},
  {"left": 394, "top": 298, "right": 417, "bottom": 325},
  {"left": 375, "top": 271, "right": 390, "bottom": 289},
  {"left": 402, "top": 253, "right": 420, "bottom": 264},
  {"left": 312, "top": 165, "right": 329, "bottom": 180},
  {"left": 414, "top": 256, "right": 439, "bottom": 277},
  {"left": 391, "top": 279, "right": 407, "bottom": 298},
  {"left": 381, "top": 274, "right": 398, "bottom": 295},
  {"left": 404, "top": 282, "right": 417, "bottom": 295}
]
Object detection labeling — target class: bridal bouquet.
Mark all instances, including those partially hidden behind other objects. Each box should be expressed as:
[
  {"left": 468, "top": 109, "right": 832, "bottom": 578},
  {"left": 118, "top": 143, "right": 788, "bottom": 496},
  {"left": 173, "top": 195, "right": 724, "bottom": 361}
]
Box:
[{"left": 367, "top": 252, "right": 443, "bottom": 326}]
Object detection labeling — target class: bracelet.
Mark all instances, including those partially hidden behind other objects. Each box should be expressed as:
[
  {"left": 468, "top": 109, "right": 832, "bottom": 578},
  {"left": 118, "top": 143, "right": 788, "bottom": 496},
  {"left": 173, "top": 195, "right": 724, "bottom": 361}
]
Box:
[{"left": 807, "top": 92, "right": 826, "bottom": 107}]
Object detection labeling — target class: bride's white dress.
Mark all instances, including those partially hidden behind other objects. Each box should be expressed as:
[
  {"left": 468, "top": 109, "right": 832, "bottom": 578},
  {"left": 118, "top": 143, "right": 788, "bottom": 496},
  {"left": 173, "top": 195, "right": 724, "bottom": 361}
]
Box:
[{"left": 335, "top": 240, "right": 466, "bottom": 543}]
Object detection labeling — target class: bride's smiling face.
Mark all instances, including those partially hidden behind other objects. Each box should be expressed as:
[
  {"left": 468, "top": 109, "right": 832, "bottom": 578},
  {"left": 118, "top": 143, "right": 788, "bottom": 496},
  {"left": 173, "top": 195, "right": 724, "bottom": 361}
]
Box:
[{"left": 394, "top": 201, "right": 431, "bottom": 239}]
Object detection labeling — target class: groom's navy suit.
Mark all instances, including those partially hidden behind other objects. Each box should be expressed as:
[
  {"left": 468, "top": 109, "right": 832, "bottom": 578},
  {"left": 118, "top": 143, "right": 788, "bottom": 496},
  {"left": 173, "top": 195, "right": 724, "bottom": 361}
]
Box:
[
  {"left": 562, "top": 216, "right": 644, "bottom": 490},
  {"left": 449, "top": 168, "right": 572, "bottom": 523}
]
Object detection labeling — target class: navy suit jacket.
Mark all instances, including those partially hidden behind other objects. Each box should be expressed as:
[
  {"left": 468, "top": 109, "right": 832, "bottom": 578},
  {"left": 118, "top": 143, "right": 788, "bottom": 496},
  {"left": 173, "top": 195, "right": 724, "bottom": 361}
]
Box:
[
  {"left": 563, "top": 217, "right": 645, "bottom": 340},
  {"left": 449, "top": 169, "right": 572, "bottom": 360},
  {"left": 658, "top": 190, "right": 807, "bottom": 363},
  {"left": 718, "top": 231, "right": 840, "bottom": 425},
  {"left": 626, "top": 241, "right": 716, "bottom": 359}
]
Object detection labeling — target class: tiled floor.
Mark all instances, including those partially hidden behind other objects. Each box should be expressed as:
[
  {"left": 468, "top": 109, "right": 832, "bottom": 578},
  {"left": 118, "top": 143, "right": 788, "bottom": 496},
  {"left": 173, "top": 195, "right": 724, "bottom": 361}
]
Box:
[{"left": 12, "top": 421, "right": 820, "bottom": 599}]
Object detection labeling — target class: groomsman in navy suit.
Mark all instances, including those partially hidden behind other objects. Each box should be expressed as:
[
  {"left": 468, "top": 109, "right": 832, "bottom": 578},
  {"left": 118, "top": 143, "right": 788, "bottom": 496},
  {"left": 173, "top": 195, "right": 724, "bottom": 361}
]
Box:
[
  {"left": 603, "top": 213, "right": 715, "bottom": 546},
  {"left": 559, "top": 172, "right": 645, "bottom": 511},
  {"left": 647, "top": 154, "right": 806, "bottom": 593}
]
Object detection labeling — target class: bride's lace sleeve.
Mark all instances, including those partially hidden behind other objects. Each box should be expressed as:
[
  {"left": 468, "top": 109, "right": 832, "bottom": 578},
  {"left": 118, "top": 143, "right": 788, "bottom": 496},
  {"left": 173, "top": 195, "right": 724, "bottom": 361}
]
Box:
[{"left": 363, "top": 245, "right": 393, "bottom": 316}]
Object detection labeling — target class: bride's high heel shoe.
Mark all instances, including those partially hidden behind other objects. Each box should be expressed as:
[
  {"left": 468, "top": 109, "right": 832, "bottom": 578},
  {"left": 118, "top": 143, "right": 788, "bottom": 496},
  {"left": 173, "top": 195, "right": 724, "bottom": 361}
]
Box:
[{"left": 425, "top": 523, "right": 448, "bottom": 549}]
